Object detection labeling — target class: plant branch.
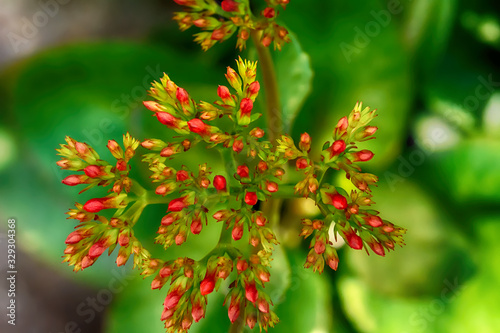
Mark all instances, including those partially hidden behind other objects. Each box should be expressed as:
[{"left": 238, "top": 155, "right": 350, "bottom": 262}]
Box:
[{"left": 251, "top": 30, "right": 282, "bottom": 144}]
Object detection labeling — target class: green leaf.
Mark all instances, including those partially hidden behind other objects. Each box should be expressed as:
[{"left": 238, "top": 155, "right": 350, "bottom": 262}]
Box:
[
  {"left": 271, "top": 249, "right": 337, "bottom": 333},
  {"left": 273, "top": 31, "right": 313, "bottom": 133}
]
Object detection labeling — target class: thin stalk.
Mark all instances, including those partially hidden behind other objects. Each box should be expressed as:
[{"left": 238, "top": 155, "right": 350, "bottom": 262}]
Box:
[{"left": 251, "top": 30, "right": 282, "bottom": 144}]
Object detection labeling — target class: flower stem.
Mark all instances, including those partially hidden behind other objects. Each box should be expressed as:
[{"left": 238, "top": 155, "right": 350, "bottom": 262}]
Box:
[{"left": 251, "top": 30, "right": 282, "bottom": 144}]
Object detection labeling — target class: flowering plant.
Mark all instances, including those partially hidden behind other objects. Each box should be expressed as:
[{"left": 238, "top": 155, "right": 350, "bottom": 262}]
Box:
[{"left": 56, "top": 1, "right": 405, "bottom": 332}]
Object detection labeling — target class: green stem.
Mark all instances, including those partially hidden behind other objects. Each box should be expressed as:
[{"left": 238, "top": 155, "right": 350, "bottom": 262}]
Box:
[{"left": 251, "top": 30, "right": 282, "bottom": 144}]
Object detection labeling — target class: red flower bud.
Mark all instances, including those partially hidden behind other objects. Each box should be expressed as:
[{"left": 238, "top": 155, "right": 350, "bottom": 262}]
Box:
[
  {"left": 168, "top": 196, "right": 188, "bottom": 212},
  {"left": 245, "top": 282, "right": 258, "bottom": 303},
  {"left": 352, "top": 149, "right": 374, "bottom": 162},
  {"left": 176, "top": 87, "right": 189, "bottom": 105},
  {"left": 84, "top": 165, "right": 105, "bottom": 178},
  {"left": 314, "top": 239, "right": 326, "bottom": 254},
  {"left": 176, "top": 170, "right": 190, "bottom": 182},
  {"left": 237, "top": 165, "right": 249, "bottom": 178},
  {"left": 364, "top": 214, "right": 383, "bottom": 227},
  {"left": 249, "top": 127, "right": 264, "bottom": 138},
  {"left": 248, "top": 81, "right": 260, "bottom": 97},
  {"left": 336, "top": 116, "right": 348, "bottom": 132},
  {"left": 88, "top": 241, "right": 106, "bottom": 259},
  {"left": 232, "top": 139, "right": 244, "bottom": 153},
  {"left": 65, "top": 231, "right": 83, "bottom": 244},
  {"left": 188, "top": 118, "right": 207, "bottom": 134},
  {"left": 266, "top": 181, "right": 278, "bottom": 193},
  {"left": 369, "top": 241, "right": 385, "bottom": 256},
  {"left": 155, "top": 112, "right": 178, "bottom": 127},
  {"left": 236, "top": 259, "right": 248, "bottom": 272},
  {"left": 261, "top": 34, "right": 272, "bottom": 47},
  {"left": 239, "top": 98, "right": 253, "bottom": 115},
  {"left": 227, "top": 299, "right": 240, "bottom": 323},
  {"left": 245, "top": 192, "right": 258, "bottom": 206},
  {"left": 262, "top": 7, "right": 275, "bottom": 18},
  {"left": 232, "top": 223, "right": 243, "bottom": 241},
  {"left": 245, "top": 314, "right": 256, "bottom": 329},
  {"left": 344, "top": 230, "right": 363, "bottom": 250},
  {"left": 327, "top": 139, "right": 346, "bottom": 158},
  {"left": 191, "top": 304, "right": 205, "bottom": 322},
  {"left": 217, "top": 85, "right": 231, "bottom": 101},
  {"left": 221, "top": 0, "right": 238, "bottom": 12},
  {"left": 200, "top": 275, "right": 215, "bottom": 295},
  {"left": 296, "top": 158, "right": 308, "bottom": 170},
  {"left": 299, "top": 132, "right": 311, "bottom": 151},
  {"left": 62, "top": 174, "right": 88, "bottom": 186},
  {"left": 175, "top": 232, "right": 186, "bottom": 245},
  {"left": 191, "top": 219, "right": 202, "bottom": 235},
  {"left": 257, "top": 160, "right": 268, "bottom": 172},
  {"left": 213, "top": 175, "right": 227, "bottom": 191},
  {"left": 258, "top": 299, "right": 270, "bottom": 313},
  {"left": 164, "top": 289, "right": 183, "bottom": 310}
]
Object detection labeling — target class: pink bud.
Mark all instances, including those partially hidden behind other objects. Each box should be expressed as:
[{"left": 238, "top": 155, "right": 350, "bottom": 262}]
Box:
[
  {"left": 143, "top": 100, "right": 162, "bottom": 112},
  {"left": 227, "top": 300, "right": 240, "bottom": 323},
  {"left": 336, "top": 116, "right": 348, "bottom": 131},
  {"left": 369, "top": 241, "right": 386, "bottom": 256},
  {"left": 299, "top": 132, "right": 311, "bottom": 151},
  {"left": 164, "top": 290, "right": 182, "bottom": 310},
  {"left": 175, "top": 232, "right": 186, "bottom": 245},
  {"left": 258, "top": 299, "right": 270, "bottom": 313},
  {"left": 191, "top": 304, "right": 205, "bottom": 322},
  {"left": 62, "top": 174, "right": 87, "bottom": 186}
]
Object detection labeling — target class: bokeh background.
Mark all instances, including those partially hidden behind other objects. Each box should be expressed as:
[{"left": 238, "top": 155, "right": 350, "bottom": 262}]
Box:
[{"left": 1, "top": 0, "right": 500, "bottom": 332}]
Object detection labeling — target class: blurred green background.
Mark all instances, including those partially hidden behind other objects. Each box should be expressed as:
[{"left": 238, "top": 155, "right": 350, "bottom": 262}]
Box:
[{"left": 1, "top": 0, "right": 499, "bottom": 332}]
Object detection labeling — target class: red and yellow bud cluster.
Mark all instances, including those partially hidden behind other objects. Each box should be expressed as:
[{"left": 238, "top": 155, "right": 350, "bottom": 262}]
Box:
[
  {"left": 62, "top": 216, "right": 146, "bottom": 271},
  {"left": 301, "top": 219, "right": 340, "bottom": 273},
  {"left": 172, "top": 0, "right": 291, "bottom": 51},
  {"left": 57, "top": 133, "right": 139, "bottom": 194},
  {"left": 224, "top": 251, "right": 278, "bottom": 331}
]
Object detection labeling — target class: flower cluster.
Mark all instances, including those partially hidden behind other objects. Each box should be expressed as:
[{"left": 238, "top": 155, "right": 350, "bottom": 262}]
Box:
[
  {"left": 57, "top": 134, "right": 151, "bottom": 271},
  {"left": 172, "top": 0, "right": 291, "bottom": 50},
  {"left": 57, "top": 59, "right": 405, "bottom": 332},
  {"left": 276, "top": 102, "right": 407, "bottom": 273}
]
